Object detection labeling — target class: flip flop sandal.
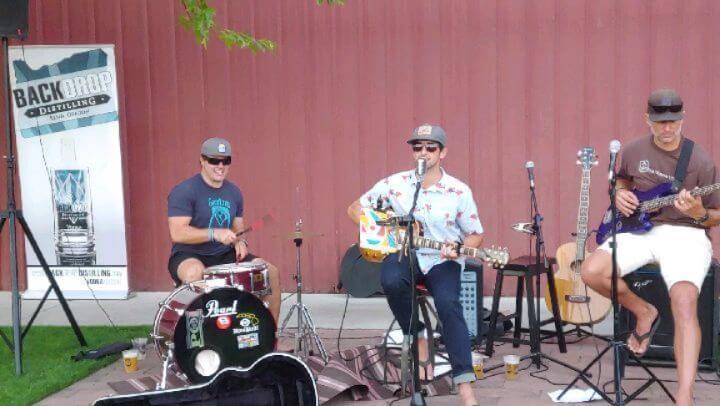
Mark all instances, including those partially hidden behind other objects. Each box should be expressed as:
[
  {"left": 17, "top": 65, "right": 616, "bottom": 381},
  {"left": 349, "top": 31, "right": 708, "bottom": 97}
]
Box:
[{"left": 631, "top": 315, "right": 661, "bottom": 358}]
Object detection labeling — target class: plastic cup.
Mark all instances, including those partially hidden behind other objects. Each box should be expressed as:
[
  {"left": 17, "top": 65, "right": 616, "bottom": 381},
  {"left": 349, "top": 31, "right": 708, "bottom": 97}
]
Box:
[
  {"left": 131, "top": 337, "right": 148, "bottom": 360},
  {"left": 471, "top": 352, "right": 486, "bottom": 379},
  {"left": 122, "top": 349, "right": 139, "bottom": 373},
  {"left": 503, "top": 354, "right": 520, "bottom": 380}
]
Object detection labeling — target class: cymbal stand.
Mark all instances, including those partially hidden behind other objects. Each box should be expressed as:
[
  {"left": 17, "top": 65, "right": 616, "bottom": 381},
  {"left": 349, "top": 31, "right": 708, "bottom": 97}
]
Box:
[{"left": 279, "top": 219, "right": 329, "bottom": 363}]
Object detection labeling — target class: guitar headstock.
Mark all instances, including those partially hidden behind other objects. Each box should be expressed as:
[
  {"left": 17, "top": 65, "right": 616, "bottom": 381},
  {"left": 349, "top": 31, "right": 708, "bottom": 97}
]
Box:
[
  {"left": 576, "top": 147, "right": 598, "bottom": 170},
  {"left": 483, "top": 245, "right": 510, "bottom": 268}
]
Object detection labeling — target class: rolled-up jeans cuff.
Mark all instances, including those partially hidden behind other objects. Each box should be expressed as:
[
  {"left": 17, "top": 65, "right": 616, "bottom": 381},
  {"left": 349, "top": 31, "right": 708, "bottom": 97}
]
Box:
[{"left": 453, "top": 371, "right": 476, "bottom": 385}]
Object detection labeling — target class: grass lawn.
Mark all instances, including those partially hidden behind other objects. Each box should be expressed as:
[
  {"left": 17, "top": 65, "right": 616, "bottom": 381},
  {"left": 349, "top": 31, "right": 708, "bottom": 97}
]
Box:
[{"left": 0, "top": 325, "right": 151, "bottom": 406}]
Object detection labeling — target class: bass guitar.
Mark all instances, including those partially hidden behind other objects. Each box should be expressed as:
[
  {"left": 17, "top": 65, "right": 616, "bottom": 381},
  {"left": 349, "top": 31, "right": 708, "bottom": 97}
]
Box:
[
  {"left": 545, "top": 147, "right": 611, "bottom": 325},
  {"left": 596, "top": 181, "right": 720, "bottom": 244}
]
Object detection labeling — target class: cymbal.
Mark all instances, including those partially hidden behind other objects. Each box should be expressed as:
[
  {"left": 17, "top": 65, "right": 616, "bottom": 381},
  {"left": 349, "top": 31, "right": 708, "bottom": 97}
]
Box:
[{"left": 272, "top": 231, "right": 325, "bottom": 239}]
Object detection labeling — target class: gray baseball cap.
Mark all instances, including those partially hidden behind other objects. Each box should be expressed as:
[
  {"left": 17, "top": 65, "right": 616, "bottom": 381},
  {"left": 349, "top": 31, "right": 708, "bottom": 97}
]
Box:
[
  {"left": 647, "top": 88, "right": 684, "bottom": 122},
  {"left": 406, "top": 124, "right": 447, "bottom": 147},
  {"left": 201, "top": 137, "right": 232, "bottom": 157}
]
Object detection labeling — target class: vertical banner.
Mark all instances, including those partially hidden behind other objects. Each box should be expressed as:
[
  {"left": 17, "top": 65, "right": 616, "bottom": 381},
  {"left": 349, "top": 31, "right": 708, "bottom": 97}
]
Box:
[{"left": 9, "top": 45, "right": 128, "bottom": 299}]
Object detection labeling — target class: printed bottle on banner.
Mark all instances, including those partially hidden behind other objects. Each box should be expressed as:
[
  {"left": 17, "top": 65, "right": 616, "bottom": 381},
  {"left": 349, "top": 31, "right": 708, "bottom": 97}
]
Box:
[{"left": 51, "top": 138, "right": 96, "bottom": 266}]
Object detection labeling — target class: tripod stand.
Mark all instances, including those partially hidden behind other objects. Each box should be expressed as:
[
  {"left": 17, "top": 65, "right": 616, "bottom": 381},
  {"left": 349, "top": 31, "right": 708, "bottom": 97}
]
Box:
[
  {"left": 0, "top": 36, "right": 86, "bottom": 375},
  {"left": 279, "top": 219, "right": 328, "bottom": 363},
  {"left": 557, "top": 142, "right": 673, "bottom": 405}
]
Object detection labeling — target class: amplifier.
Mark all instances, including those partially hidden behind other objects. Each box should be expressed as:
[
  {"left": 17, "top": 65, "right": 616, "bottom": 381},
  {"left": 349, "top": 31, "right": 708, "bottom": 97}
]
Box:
[
  {"left": 461, "top": 260, "right": 484, "bottom": 345},
  {"left": 620, "top": 261, "right": 719, "bottom": 370}
]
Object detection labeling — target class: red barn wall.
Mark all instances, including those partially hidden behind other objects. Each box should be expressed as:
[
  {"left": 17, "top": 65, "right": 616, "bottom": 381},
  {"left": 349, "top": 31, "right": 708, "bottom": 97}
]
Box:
[{"left": 1, "top": 1, "right": 718, "bottom": 293}]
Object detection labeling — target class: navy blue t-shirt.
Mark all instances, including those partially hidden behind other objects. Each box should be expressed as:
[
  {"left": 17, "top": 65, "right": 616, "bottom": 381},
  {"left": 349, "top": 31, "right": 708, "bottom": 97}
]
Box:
[{"left": 168, "top": 174, "right": 244, "bottom": 256}]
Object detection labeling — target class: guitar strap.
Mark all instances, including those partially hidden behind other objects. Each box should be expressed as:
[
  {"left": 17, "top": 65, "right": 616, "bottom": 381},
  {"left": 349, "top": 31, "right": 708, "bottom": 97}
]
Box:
[{"left": 671, "top": 137, "right": 695, "bottom": 193}]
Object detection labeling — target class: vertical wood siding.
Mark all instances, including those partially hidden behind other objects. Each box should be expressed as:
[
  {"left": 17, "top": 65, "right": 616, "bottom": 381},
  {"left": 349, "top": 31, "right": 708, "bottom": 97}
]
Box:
[{"left": 0, "top": 1, "right": 719, "bottom": 293}]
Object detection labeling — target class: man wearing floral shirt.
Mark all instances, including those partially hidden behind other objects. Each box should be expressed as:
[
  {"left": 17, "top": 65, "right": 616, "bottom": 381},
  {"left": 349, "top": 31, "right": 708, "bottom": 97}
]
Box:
[{"left": 348, "top": 124, "right": 483, "bottom": 406}]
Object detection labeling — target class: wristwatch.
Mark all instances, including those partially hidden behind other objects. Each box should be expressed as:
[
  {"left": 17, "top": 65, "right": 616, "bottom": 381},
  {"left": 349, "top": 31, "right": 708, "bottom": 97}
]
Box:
[{"left": 693, "top": 210, "right": 710, "bottom": 225}]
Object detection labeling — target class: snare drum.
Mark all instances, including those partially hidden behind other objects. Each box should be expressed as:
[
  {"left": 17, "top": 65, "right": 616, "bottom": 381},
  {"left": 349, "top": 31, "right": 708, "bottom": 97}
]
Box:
[
  {"left": 152, "top": 283, "right": 276, "bottom": 383},
  {"left": 203, "top": 261, "right": 270, "bottom": 295}
]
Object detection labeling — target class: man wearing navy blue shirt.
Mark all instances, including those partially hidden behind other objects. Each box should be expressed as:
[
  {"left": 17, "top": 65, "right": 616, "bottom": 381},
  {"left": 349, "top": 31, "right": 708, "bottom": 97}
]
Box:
[{"left": 167, "top": 138, "right": 280, "bottom": 321}]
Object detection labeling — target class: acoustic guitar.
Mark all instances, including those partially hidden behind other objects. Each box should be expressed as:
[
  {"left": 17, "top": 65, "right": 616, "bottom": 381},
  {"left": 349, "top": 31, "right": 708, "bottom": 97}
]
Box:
[
  {"left": 358, "top": 208, "right": 510, "bottom": 268},
  {"left": 545, "top": 147, "right": 611, "bottom": 325}
]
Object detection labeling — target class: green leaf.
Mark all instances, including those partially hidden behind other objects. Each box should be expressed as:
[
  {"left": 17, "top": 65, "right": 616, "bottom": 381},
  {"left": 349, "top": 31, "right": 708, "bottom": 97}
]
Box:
[
  {"left": 180, "top": 0, "right": 341, "bottom": 51},
  {"left": 218, "top": 29, "right": 276, "bottom": 53}
]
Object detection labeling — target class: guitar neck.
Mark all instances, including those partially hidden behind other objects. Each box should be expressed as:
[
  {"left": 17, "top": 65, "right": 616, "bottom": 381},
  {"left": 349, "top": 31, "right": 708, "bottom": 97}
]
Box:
[
  {"left": 574, "top": 168, "right": 591, "bottom": 260},
  {"left": 640, "top": 182, "right": 720, "bottom": 212},
  {"left": 413, "top": 237, "right": 487, "bottom": 260}
]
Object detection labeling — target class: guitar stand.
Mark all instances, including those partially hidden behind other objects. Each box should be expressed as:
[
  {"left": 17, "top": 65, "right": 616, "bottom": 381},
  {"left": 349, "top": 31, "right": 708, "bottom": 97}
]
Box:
[{"left": 279, "top": 219, "right": 329, "bottom": 363}]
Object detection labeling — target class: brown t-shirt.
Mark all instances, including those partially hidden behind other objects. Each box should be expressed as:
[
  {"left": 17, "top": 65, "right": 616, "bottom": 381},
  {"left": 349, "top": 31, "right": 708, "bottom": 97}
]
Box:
[{"left": 617, "top": 134, "right": 720, "bottom": 228}]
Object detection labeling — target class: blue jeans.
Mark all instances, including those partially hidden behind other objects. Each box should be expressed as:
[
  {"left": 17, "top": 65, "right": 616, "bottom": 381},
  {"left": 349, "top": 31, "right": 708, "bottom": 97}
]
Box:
[{"left": 381, "top": 253, "right": 475, "bottom": 385}]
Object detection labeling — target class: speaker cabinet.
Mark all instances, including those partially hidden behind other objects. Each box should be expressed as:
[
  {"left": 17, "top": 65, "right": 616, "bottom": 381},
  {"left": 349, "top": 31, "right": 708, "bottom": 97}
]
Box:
[
  {"left": 0, "top": 0, "right": 29, "bottom": 38},
  {"left": 620, "top": 261, "right": 719, "bottom": 370}
]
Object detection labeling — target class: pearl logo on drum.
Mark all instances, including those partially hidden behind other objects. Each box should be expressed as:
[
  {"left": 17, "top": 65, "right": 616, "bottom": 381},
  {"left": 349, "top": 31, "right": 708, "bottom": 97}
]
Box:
[{"left": 203, "top": 299, "right": 238, "bottom": 318}]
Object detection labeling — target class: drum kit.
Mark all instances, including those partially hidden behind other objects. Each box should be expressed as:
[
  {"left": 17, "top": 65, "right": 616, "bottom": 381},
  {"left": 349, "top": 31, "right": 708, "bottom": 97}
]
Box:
[
  {"left": 150, "top": 219, "right": 328, "bottom": 389},
  {"left": 151, "top": 261, "right": 276, "bottom": 388}
]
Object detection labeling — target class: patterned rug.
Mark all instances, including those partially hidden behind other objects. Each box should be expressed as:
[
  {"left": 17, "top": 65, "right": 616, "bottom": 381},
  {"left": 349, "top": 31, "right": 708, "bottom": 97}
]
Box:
[{"left": 106, "top": 345, "right": 455, "bottom": 404}]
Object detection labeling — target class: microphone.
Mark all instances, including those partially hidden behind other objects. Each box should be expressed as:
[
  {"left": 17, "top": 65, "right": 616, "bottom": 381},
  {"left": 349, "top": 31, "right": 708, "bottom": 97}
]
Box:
[
  {"left": 525, "top": 161, "right": 535, "bottom": 189},
  {"left": 608, "top": 140, "right": 621, "bottom": 181},
  {"left": 416, "top": 158, "right": 427, "bottom": 180}
]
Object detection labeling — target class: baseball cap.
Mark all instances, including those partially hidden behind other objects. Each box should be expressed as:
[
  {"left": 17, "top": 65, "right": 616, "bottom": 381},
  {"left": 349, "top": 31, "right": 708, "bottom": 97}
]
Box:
[
  {"left": 647, "top": 88, "right": 684, "bottom": 122},
  {"left": 406, "top": 124, "right": 447, "bottom": 147},
  {"left": 201, "top": 137, "right": 232, "bottom": 157}
]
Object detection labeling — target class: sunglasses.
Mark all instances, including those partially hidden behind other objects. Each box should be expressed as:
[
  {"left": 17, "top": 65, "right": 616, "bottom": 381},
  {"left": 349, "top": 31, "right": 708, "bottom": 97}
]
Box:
[
  {"left": 203, "top": 155, "right": 232, "bottom": 165},
  {"left": 649, "top": 104, "right": 683, "bottom": 114},
  {"left": 411, "top": 144, "right": 440, "bottom": 153}
]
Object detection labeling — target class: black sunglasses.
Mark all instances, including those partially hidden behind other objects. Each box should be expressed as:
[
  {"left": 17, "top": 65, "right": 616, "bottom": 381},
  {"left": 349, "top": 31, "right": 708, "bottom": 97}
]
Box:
[
  {"left": 411, "top": 144, "right": 439, "bottom": 153},
  {"left": 203, "top": 155, "right": 232, "bottom": 165},
  {"left": 649, "top": 104, "right": 683, "bottom": 114}
]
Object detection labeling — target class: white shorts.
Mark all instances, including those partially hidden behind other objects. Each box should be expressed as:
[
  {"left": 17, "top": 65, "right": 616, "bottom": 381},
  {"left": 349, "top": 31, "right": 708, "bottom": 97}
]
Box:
[{"left": 598, "top": 224, "right": 712, "bottom": 292}]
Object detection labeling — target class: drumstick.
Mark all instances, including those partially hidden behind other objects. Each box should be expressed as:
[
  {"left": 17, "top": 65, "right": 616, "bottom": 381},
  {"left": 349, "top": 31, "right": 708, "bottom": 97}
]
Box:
[{"left": 235, "top": 213, "right": 274, "bottom": 237}]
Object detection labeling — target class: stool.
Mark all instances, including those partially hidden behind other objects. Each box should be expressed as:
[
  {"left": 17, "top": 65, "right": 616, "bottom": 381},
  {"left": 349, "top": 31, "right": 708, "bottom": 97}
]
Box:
[
  {"left": 381, "top": 283, "right": 454, "bottom": 392},
  {"left": 484, "top": 256, "right": 566, "bottom": 357}
]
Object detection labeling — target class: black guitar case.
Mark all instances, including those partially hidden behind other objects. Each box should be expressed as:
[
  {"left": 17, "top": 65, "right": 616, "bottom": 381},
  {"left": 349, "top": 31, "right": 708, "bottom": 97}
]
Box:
[
  {"left": 339, "top": 243, "right": 383, "bottom": 298},
  {"left": 93, "top": 353, "right": 318, "bottom": 406}
]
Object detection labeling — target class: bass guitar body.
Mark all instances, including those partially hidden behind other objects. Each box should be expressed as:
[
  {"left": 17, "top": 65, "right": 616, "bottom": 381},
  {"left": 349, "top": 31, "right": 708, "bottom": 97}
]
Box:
[{"left": 546, "top": 242, "right": 610, "bottom": 325}]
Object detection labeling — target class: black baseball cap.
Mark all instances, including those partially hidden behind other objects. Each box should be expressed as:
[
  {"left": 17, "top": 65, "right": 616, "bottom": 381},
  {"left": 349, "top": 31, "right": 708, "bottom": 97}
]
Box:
[{"left": 647, "top": 88, "right": 684, "bottom": 122}]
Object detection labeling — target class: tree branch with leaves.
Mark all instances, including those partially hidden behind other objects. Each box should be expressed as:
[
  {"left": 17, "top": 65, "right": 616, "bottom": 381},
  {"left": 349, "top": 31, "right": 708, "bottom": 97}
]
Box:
[{"left": 179, "top": 0, "right": 345, "bottom": 52}]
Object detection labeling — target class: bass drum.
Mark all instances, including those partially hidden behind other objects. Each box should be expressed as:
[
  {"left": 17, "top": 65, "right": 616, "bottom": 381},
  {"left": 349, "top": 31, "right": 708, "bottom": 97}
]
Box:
[{"left": 152, "top": 284, "right": 276, "bottom": 383}]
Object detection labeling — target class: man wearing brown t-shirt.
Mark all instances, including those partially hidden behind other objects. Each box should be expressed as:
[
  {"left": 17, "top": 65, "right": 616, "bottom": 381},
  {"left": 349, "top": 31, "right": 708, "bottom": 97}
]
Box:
[{"left": 581, "top": 89, "right": 720, "bottom": 406}]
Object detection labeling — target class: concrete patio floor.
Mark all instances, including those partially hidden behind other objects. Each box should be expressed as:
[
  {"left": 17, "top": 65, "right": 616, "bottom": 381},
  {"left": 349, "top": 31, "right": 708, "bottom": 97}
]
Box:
[{"left": 1, "top": 292, "right": 717, "bottom": 405}]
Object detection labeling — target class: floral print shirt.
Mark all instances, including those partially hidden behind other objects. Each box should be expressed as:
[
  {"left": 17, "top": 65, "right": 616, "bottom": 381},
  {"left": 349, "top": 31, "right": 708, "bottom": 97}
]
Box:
[{"left": 360, "top": 169, "right": 484, "bottom": 273}]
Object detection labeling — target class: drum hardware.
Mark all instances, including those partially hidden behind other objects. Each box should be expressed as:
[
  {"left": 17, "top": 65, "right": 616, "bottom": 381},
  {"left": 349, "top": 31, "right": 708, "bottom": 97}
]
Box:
[
  {"left": 279, "top": 219, "right": 329, "bottom": 363},
  {"left": 157, "top": 342, "right": 175, "bottom": 390}
]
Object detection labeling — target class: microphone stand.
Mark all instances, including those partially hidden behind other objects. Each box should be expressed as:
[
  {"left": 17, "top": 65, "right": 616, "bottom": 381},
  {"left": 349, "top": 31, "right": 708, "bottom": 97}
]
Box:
[
  {"left": 484, "top": 170, "right": 588, "bottom": 377},
  {"left": 397, "top": 172, "right": 426, "bottom": 406},
  {"left": 556, "top": 158, "right": 674, "bottom": 404}
]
